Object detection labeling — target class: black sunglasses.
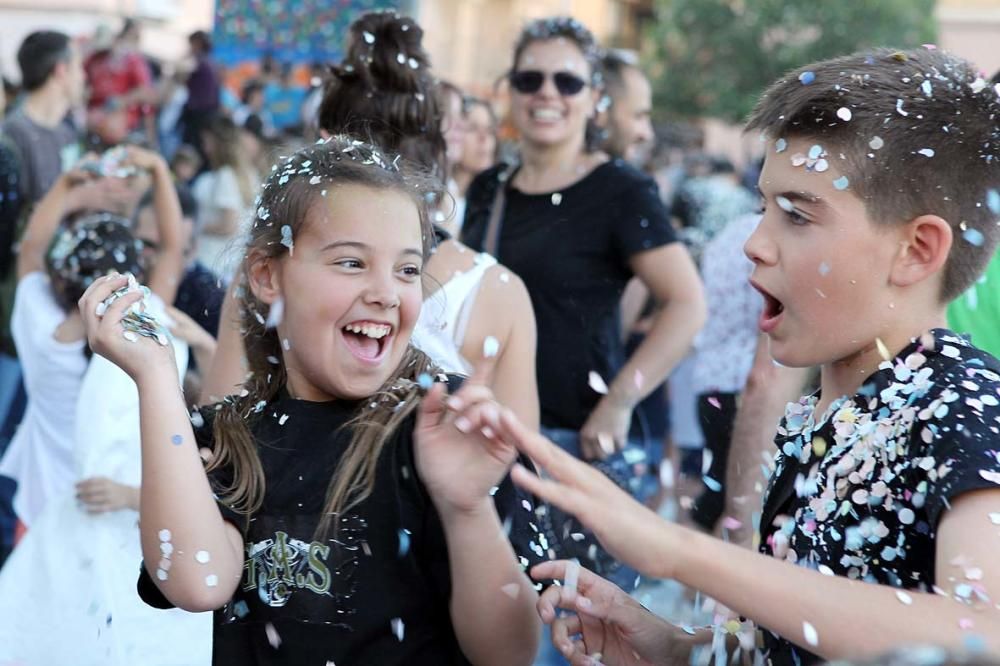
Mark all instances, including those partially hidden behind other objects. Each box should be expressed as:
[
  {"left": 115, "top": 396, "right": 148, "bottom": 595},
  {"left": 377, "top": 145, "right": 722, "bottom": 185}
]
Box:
[{"left": 508, "top": 70, "right": 588, "bottom": 96}]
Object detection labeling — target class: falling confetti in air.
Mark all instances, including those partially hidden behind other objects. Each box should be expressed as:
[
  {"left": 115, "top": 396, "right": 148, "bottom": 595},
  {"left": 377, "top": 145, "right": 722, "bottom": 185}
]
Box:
[
  {"left": 588, "top": 371, "right": 609, "bottom": 394},
  {"left": 398, "top": 529, "right": 411, "bottom": 557},
  {"left": 265, "top": 622, "right": 281, "bottom": 648},
  {"left": 390, "top": 618, "right": 405, "bottom": 641}
]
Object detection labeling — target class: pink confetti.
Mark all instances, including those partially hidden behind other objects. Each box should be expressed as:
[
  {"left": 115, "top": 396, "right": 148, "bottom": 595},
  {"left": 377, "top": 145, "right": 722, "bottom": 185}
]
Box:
[
  {"left": 959, "top": 618, "right": 975, "bottom": 630},
  {"left": 708, "top": 396, "right": 722, "bottom": 410},
  {"left": 721, "top": 516, "right": 743, "bottom": 530},
  {"left": 634, "top": 369, "right": 644, "bottom": 390}
]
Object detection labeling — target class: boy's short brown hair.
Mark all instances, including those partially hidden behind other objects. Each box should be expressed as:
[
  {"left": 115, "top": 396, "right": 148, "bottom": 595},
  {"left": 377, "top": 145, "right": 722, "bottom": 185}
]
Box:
[{"left": 746, "top": 48, "right": 1000, "bottom": 301}]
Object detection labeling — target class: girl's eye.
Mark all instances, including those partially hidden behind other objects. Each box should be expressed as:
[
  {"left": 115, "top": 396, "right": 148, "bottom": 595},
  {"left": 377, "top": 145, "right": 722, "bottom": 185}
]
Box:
[
  {"left": 400, "top": 265, "right": 422, "bottom": 278},
  {"left": 335, "top": 259, "right": 363, "bottom": 269}
]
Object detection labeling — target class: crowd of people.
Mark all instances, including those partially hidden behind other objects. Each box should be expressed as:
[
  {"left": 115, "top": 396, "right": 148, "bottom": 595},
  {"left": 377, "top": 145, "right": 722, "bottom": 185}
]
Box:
[{"left": 0, "top": 9, "right": 998, "bottom": 666}]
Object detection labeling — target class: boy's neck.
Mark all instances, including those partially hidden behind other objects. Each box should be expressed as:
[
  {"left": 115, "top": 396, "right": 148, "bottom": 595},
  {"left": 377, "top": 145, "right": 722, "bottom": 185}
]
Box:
[
  {"left": 23, "top": 87, "right": 70, "bottom": 129},
  {"left": 814, "top": 309, "right": 949, "bottom": 418}
]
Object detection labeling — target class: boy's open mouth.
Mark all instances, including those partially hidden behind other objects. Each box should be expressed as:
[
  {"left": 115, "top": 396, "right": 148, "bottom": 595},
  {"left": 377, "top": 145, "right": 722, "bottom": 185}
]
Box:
[
  {"left": 341, "top": 321, "right": 393, "bottom": 362},
  {"left": 751, "top": 280, "right": 785, "bottom": 332}
]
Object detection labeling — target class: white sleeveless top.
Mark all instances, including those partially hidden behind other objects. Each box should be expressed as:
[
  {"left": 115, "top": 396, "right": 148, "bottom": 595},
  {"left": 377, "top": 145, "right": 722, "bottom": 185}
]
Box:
[{"left": 412, "top": 252, "right": 498, "bottom": 373}]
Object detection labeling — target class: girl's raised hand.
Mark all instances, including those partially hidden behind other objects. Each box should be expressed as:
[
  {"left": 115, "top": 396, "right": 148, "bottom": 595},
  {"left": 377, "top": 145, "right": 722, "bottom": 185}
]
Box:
[
  {"left": 414, "top": 357, "right": 515, "bottom": 516},
  {"left": 498, "top": 409, "right": 677, "bottom": 580},
  {"left": 78, "top": 273, "right": 177, "bottom": 384},
  {"left": 531, "top": 560, "right": 682, "bottom": 666}
]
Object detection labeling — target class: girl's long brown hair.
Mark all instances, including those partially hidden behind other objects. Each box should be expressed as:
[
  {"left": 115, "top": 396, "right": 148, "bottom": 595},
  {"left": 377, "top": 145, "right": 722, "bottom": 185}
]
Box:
[{"left": 206, "top": 135, "right": 443, "bottom": 537}]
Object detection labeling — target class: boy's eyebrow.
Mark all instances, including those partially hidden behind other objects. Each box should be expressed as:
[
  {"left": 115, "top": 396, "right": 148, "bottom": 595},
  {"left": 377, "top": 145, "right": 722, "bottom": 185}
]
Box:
[
  {"left": 774, "top": 190, "right": 826, "bottom": 207},
  {"left": 320, "top": 240, "right": 423, "bottom": 257}
]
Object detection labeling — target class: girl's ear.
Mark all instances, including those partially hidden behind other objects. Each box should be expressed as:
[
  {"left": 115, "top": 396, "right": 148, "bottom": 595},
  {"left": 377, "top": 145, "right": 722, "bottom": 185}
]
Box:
[{"left": 247, "top": 251, "right": 281, "bottom": 304}]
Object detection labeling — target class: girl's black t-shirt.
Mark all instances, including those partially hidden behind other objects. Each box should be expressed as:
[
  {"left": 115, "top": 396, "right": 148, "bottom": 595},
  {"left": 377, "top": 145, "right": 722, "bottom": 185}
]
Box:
[
  {"left": 461, "top": 159, "right": 678, "bottom": 431},
  {"left": 138, "top": 385, "right": 548, "bottom": 665},
  {"left": 757, "top": 330, "right": 1000, "bottom": 665}
]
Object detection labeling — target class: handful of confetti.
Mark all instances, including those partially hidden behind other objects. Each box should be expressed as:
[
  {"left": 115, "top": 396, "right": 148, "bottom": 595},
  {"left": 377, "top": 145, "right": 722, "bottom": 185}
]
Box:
[{"left": 95, "top": 274, "right": 170, "bottom": 346}]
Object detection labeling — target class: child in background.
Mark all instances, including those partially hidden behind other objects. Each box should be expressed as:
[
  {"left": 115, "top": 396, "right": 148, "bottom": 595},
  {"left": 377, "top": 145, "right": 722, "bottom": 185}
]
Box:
[
  {"left": 0, "top": 148, "right": 209, "bottom": 665},
  {"left": 79, "top": 137, "right": 544, "bottom": 665},
  {"left": 497, "top": 48, "right": 1000, "bottom": 665}
]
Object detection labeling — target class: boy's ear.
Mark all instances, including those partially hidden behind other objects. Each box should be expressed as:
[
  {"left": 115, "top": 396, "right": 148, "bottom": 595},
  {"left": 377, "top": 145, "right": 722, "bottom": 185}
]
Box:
[
  {"left": 889, "top": 214, "right": 953, "bottom": 289},
  {"left": 247, "top": 250, "right": 281, "bottom": 304}
]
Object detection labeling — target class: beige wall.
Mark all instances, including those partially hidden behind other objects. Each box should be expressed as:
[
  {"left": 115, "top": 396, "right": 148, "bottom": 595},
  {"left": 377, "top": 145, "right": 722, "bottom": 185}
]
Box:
[
  {"left": 936, "top": 0, "right": 1000, "bottom": 76},
  {"left": 0, "top": 0, "right": 213, "bottom": 80}
]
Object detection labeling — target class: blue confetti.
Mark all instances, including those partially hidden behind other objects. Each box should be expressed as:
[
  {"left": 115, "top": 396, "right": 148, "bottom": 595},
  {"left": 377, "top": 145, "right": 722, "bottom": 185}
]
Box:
[
  {"left": 833, "top": 176, "right": 850, "bottom": 190},
  {"left": 703, "top": 476, "right": 722, "bottom": 492},
  {"left": 798, "top": 71, "right": 816, "bottom": 85},
  {"left": 171, "top": 434, "right": 183, "bottom": 446},
  {"left": 417, "top": 373, "right": 433, "bottom": 390},
  {"left": 963, "top": 228, "right": 985, "bottom": 247},
  {"left": 398, "top": 529, "right": 411, "bottom": 557},
  {"left": 233, "top": 600, "right": 250, "bottom": 618},
  {"left": 986, "top": 188, "right": 1000, "bottom": 215}
]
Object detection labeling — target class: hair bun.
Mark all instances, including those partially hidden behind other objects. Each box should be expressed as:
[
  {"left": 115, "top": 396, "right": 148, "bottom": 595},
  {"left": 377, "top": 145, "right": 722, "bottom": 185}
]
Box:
[{"left": 345, "top": 11, "right": 431, "bottom": 93}]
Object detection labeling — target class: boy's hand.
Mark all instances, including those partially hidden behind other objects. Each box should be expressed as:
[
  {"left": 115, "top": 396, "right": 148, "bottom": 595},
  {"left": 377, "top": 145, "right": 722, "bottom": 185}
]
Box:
[
  {"left": 531, "top": 560, "right": 684, "bottom": 666},
  {"left": 78, "top": 273, "right": 177, "bottom": 385},
  {"left": 120, "top": 145, "right": 166, "bottom": 172},
  {"left": 500, "top": 409, "right": 677, "bottom": 580},
  {"left": 76, "top": 476, "right": 139, "bottom": 513},
  {"left": 414, "top": 357, "right": 514, "bottom": 517},
  {"left": 580, "top": 397, "right": 633, "bottom": 460}
]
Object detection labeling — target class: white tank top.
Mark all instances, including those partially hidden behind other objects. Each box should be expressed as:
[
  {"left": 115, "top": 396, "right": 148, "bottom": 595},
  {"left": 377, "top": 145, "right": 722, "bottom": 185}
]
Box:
[{"left": 412, "top": 252, "right": 498, "bottom": 373}]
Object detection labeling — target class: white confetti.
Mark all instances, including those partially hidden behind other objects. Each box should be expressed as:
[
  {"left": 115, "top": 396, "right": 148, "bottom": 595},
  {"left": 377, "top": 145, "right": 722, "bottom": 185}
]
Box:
[
  {"left": 265, "top": 622, "right": 281, "bottom": 648},
  {"left": 551, "top": 193, "right": 563, "bottom": 206},
  {"left": 896, "top": 590, "right": 913, "bottom": 605},
  {"left": 195, "top": 550, "right": 211, "bottom": 564},
  {"left": 896, "top": 99, "right": 909, "bottom": 116},
  {"left": 803, "top": 621, "right": 819, "bottom": 647},
  {"left": 156, "top": 568, "right": 168, "bottom": 581},
  {"left": 989, "top": 513, "right": 1000, "bottom": 525},
  {"left": 917, "top": 148, "right": 935, "bottom": 158},
  {"left": 836, "top": 107, "right": 852, "bottom": 121},
  {"left": 362, "top": 31, "right": 375, "bottom": 44},
  {"left": 265, "top": 297, "right": 284, "bottom": 329},
  {"left": 158, "top": 529, "right": 172, "bottom": 543},
  {"left": 390, "top": 618, "right": 405, "bottom": 641},
  {"left": 869, "top": 136, "right": 884, "bottom": 150},
  {"left": 588, "top": 371, "right": 609, "bottom": 394},
  {"left": 776, "top": 195, "right": 795, "bottom": 213},
  {"left": 205, "top": 574, "right": 218, "bottom": 587},
  {"left": 482, "top": 335, "right": 500, "bottom": 358}
]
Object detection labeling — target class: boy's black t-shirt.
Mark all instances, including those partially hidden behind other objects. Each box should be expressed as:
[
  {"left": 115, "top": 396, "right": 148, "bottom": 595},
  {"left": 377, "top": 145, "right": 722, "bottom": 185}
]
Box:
[
  {"left": 175, "top": 261, "right": 224, "bottom": 338},
  {"left": 461, "top": 159, "right": 678, "bottom": 431},
  {"left": 138, "top": 383, "right": 548, "bottom": 665},
  {"left": 757, "top": 330, "right": 1000, "bottom": 665}
]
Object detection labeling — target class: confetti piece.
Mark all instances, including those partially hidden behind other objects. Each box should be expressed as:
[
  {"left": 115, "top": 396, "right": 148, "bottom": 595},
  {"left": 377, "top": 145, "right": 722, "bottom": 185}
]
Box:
[
  {"left": 921, "top": 80, "right": 933, "bottom": 96},
  {"left": 158, "top": 529, "right": 172, "bottom": 543},
  {"left": 160, "top": 542, "right": 173, "bottom": 556},
  {"left": 869, "top": 136, "right": 884, "bottom": 150},
  {"left": 963, "top": 228, "right": 985, "bottom": 247},
  {"left": 959, "top": 618, "right": 975, "bottom": 630},
  {"left": 499, "top": 272, "right": 510, "bottom": 283},
  {"left": 195, "top": 550, "right": 211, "bottom": 564},
  {"left": 812, "top": 436, "right": 827, "bottom": 456},
  {"left": 278, "top": 414, "right": 289, "bottom": 426},
  {"left": 803, "top": 621, "right": 818, "bottom": 647},
  {"left": 171, "top": 434, "right": 183, "bottom": 446},
  {"left": 776, "top": 195, "right": 795, "bottom": 213},
  {"left": 818, "top": 262, "right": 831, "bottom": 276},
  {"left": 808, "top": 145, "right": 823, "bottom": 160},
  {"left": 362, "top": 31, "right": 375, "bottom": 44},
  {"left": 814, "top": 159, "right": 829, "bottom": 173},
  {"left": 875, "top": 338, "right": 892, "bottom": 362},
  {"left": 265, "top": 622, "right": 281, "bottom": 648},
  {"left": 979, "top": 470, "right": 1000, "bottom": 484},
  {"left": 390, "top": 618, "right": 405, "bottom": 641},
  {"left": 896, "top": 99, "right": 909, "bottom": 116},
  {"left": 156, "top": 569, "right": 168, "bottom": 581},
  {"left": 721, "top": 516, "right": 743, "bottom": 530},
  {"left": 832, "top": 176, "right": 849, "bottom": 191},
  {"left": 895, "top": 590, "right": 913, "bottom": 605},
  {"left": 988, "top": 513, "right": 1000, "bottom": 525},
  {"left": 703, "top": 476, "right": 722, "bottom": 492},
  {"left": 417, "top": 373, "right": 433, "bottom": 390},
  {"left": 398, "top": 529, "right": 411, "bottom": 557},
  {"left": 280, "top": 225, "right": 294, "bottom": 254},
  {"left": 708, "top": 396, "right": 721, "bottom": 409},
  {"left": 775, "top": 138, "right": 787, "bottom": 153},
  {"left": 159, "top": 558, "right": 171, "bottom": 571},
  {"left": 482, "top": 336, "right": 500, "bottom": 358},
  {"left": 836, "top": 107, "right": 852, "bottom": 121},
  {"left": 633, "top": 369, "right": 644, "bottom": 390},
  {"left": 205, "top": 574, "right": 218, "bottom": 587},
  {"left": 798, "top": 71, "right": 815, "bottom": 85},
  {"left": 986, "top": 189, "right": 1000, "bottom": 215},
  {"left": 551, "top": 193, "right": 563, "bottom": 206},
  {"left": 917, "top": 148, "right": 935, "bottom": 158},
  {"left": 501, "top": 583, "right": 521, "bottom": 599},
  {"left": 588, "top": 371, "right": 609, "bottom": 394},
  {"left": 564, "top": 560, "right": 580, "bottom": 595},
  {"left": 265, "top": 297, "right": 284, "bottom": 329}
]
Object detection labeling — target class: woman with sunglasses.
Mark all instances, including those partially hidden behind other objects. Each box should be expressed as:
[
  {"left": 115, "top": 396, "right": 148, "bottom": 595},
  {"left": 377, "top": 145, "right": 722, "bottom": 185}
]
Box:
[{"left": 461, "top": 16, "right": 705, "bottom": 574}]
